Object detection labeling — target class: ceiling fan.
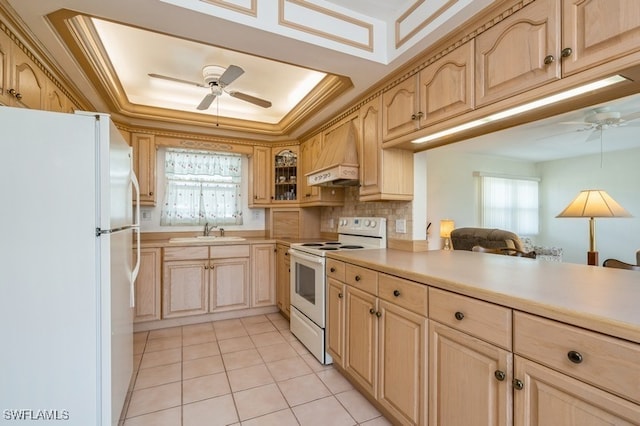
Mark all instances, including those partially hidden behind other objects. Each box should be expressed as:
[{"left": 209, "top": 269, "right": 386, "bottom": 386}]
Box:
[
  {"left": 148, "top": 64, "right": 272, "bottom": 110},
  {"left": 560, "top": 107, "right": 640, "bottom": 142}
]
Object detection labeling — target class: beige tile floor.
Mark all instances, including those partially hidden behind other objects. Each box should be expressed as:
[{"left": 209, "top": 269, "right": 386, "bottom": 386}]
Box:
[{"left": 122, "top": 313, "right": 391, "bottom": 426}]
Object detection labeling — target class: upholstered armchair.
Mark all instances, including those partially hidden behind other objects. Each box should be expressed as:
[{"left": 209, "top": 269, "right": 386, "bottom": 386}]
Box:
[{"left": 450, "top": 228, "right": 525, "bottom": 251}]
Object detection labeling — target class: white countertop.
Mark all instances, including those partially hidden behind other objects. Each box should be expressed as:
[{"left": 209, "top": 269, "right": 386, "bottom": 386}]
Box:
[{"left": 327, "top": 249, "right": 640, "bottom": 344}]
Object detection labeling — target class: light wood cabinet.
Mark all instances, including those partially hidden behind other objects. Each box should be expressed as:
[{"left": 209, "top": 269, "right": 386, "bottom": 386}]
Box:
[
  {"left": 382, "top": 76, "right": 420, "bottom": 141},
  {"left": 475, "top": 0, "right": 560, "bottom": 107},
  {"left": 0, "top": 33, "right": 46, "bottom": 109},
  {"left": 359, "top": 95, "right": 413, "bottom": 201},
  {"left": 429, "top": 320, "right": 512, "bottom": 426},
  {"left": 209, "top": 257, "right": 249, "bottom": 312},
  {"left": 133, "top": 247, "right": 161, "bottom": 323},
  {"left": 378, "top": 300, "right": 427, "bottom": 425},
  {"left": 210, "top": 244, "right": 250, "bottom": 312},
  {"left": 272, "top": 147, "right": 298, "bottom": 204},
  {"left": 345, "top": 285, "right": 378, "bottom": 396},
  {"left": 250, "top": 243, "right": 276, "bottom": 307},
  {"left": 275, "top": 244, "right": 291, "bottom": 317},
  {"left": 418, "top": 40, "right": 474, "bottom": 126},
  {"left": 298, "top": 134, "right": 344, "bottom": 206},
  {"left": 513, "top": 355, "right": 640, "bottom": 426},
  {"left": 0, "top": 30, "right": 11, "bottom": 106},
  {"left": 163, "top": 259, "right": 209, "bottom": 318},
  {"left": 131, "top": 133, "right": 156, "bottom": 206},
  {"left": 45, "top": 80, "right": 74, "bottom": 113},
  {"left": 265, "top": 207, "right": 321, "bottom": 239},
  {"left": 326, "top": 277, "right": 345, "bottom": 366},
  {"left": 249, "top": 145, "right": 271, "bottom": 206},
  {"left": 562, "top": 0, "right": 640, "bottom": 76}
]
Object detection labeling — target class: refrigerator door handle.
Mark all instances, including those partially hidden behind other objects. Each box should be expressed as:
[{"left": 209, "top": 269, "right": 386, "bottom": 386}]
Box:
[{"left": 130, "top": 166, "right": 141, "bottom": 308}]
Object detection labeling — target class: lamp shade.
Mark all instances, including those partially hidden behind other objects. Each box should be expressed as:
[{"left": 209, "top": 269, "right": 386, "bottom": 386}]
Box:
[
  {"left": 440, "top": 219, "right": 455, "bottom": 238},
  {"left": 556, "top": 190, "right": 631, "bottom": 218}
]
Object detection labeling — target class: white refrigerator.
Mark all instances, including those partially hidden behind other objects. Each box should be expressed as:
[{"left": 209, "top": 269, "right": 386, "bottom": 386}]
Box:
[{"left": 0, "top": 108, "right": 140, "bottom": 425}]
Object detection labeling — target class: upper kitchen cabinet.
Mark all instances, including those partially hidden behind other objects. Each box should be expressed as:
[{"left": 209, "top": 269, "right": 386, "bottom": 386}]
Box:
[
  {"left": 418, "top": 40, "right": 474, "bottom": 127},
  {"left": 360, "top": 95, "right": 413, "bottom": 201},
  {"left": 0, "top": 31, "right": 45, "bottom": 109},
  {"left": 272, "top": 147, "right": 298, "bottom": 204},
  {"left": 299, "top": 134, "right": 344, "bottom": 206},
  {"left": 382, "top": 76, "right": 420, "bottom": 141},
  {"left": 131, "top": 133, "right": 156, "bottom": 206},
  {"left": 249, "top": 145, "right": 271, "bottom": 207},
  {"left": 45, "top": 80, "right": 74, "bottom": 113},
  {"left": 475, "top": 0, "right": 561, "bottom": 107},
  {"left": 562, "top": 0, "right": 640, "bottom": 76}
]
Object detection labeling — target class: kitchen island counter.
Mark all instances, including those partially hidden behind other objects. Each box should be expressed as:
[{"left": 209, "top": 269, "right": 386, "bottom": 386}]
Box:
[{"left": 327, "top": 249, "right": 640, "bottom": 344}]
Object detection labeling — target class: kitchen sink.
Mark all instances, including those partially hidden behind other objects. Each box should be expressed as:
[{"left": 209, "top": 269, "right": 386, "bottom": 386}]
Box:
[{"left": 169, "top": 236, "right": 246, "bottom": 243}]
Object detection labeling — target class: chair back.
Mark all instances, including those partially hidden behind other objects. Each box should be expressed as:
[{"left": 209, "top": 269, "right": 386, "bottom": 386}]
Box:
[
  {"left": 472, "top": 245, "right": 536, "bottom": 259},
  {"left": 602, "top": 259, "right": 640, "bottom": 271}
]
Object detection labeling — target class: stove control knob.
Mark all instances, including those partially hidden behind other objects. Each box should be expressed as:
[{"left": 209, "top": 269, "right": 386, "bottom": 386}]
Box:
[
  {"left": 369, "top": 220, "right": 377, "bottom": 228},
  {"left": 364, "top": 219, "right": 370, "bottom": 227}
]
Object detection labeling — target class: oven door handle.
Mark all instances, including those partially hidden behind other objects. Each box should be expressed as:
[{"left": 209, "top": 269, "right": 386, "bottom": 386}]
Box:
[{"left": 288, "top": 249, "right": 325, "bottom": 264}]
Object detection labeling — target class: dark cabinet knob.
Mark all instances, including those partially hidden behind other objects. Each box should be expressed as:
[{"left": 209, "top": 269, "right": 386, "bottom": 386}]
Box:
[
  {"left": 355, "top": 275, "right": 361, "bottom": 281},
  {"left": 543, "top": 55, "right": 555, "bottom": 65},
  {"left": 454, "top": 311, "right": 465, "bottom": 321},
  {"left": 375, "top": 311, "right": 381, "bottom": 318},
  {"left": 393, "top": 290, "right": 400, "bottom": 297},
  {"left": 513, "top": 379, "right": 524, "bottom": 390},
  {"left": 494, "top": 370, "right": 506, "bottom": 381},
  {"left": 369, "top": 308, "right": 375, "bottom": 315},
  {"left": 338, "top": 293, "right": 343, "bottom": 299},
  {"left": 330, "top": 267, "right": 336, "bottom": 272},
  {"left": 567, "top": 350, "right": 583, "bottom": 364},
  {"left": 561, "top": 47, "right": 573, "bottom": 58}
]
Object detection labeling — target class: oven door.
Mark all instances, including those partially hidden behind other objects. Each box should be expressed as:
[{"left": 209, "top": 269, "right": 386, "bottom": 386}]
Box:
[{"left": 289, "top": 249, "right": 326, "bottom": 327}]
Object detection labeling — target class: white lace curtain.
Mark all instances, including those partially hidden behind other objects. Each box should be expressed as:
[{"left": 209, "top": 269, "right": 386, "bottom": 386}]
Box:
[{"left": 160, "top": 149, "right": 243, "bottom": 226}]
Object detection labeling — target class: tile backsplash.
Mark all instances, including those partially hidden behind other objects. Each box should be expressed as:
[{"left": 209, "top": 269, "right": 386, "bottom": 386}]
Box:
[{"left": 320, "top": 187, "right": 413, "bottom": 240}]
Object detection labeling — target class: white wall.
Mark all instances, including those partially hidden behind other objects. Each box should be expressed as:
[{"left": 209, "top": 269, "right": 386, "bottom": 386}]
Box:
[
  {"left": 138, "top": 147, "right": 266, "bottom": 233},
  {"left": 424, "top": 150, "right": 537, "bottom": 250},
  {"left": 536, "top": 148, "right": 640, "bottom": 264}
]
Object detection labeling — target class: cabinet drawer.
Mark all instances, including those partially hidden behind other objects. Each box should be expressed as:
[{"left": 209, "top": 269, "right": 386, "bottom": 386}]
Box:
[
  {"left": 514, "top": 311, "right": 640, "bottom": 404},
  {"left": 163, "top": 246, "right": 209, "bottom": 261},
  {"left": 378, "top": 273, "right": 428, "bottom": 316},
  {"left": 210, "top": 244, "right": 250, "bottom": 258},
  {"left": 327, "top": 258, "right": 345, "bottom": 282},
  {"left": 345, "top": 264, "right": 377, "bottom": 295},
  {"left": 429, "top": 288, "right": 512, "bottom": 350}
]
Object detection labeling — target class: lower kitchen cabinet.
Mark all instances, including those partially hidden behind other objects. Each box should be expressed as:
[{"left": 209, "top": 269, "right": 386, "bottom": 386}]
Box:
[
  {"left": 209, "top": 257, "right": 249, "bottom": 312},
  {"left": 429, "top": 321, "right": 512, "bottom": 426},
  {"left": 326, "top": 277, "right": 345, "bottom": 366},
  {"left": 513, "top": 356, "right": 640, "bottom": 425},
  {"left": 251, "top": 243, "right": 276, "bottom": 307},
  {"left": 345, "top": 285, "right": 379, "bottom": 396},
  {"left": 275, "top": 244, "right": 291, "bottom": 317},
  {"left": 162, "top": 259, "right": 209, "bottom": 318},
  {"left": 133, "top": 247, "right": 161, "bottom": 323}
]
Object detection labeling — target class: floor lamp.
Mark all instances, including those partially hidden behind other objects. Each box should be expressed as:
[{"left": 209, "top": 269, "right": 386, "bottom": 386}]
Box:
[{"left": 556, "top": 189, "right": 631, "bottom": 266}]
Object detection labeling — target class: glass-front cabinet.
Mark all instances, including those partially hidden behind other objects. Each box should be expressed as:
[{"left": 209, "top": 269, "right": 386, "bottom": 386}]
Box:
[{"left": 273, "top": 147, "right": 298, "bottom": 203}]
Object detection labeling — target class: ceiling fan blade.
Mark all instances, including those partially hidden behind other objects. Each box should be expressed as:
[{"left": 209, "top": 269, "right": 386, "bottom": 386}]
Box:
[
  {"left": 197, "top": 93, "right": 216, "bottom": 110},
  {"left": 228, "top": 91, "right": 272, "bottom": 108},
  {"left": 621, "top": 111, "right": 640, "bottom": 122},
  {"left": 584, "top": 129, "right": 599, "bottom": 142},
  {"left": 148, "top": 73, "right": 205, "bottom": 88},
  {"left": 219, "top": 65, "right": 244, "bottom": 86}
]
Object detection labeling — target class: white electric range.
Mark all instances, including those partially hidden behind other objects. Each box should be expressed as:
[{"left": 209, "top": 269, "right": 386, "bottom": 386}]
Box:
[{"left": 288, "top": 217, "right": 387, "bottom": 364}]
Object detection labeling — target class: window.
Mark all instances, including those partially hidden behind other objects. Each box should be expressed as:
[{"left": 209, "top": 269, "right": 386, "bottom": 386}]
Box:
[
  {"left": 476, "top": 173, "right": 539, "bottom": 236},
  {"left": 160, "top": 149, "right": 243, "bottom": 226}
]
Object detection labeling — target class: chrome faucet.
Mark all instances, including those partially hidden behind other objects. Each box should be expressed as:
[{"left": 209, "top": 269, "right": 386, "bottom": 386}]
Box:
[
  {"left": 219, "top": 228, "right": 225, "bottom": 237},
  {"left": 203, "top": 222, "right": 217, "bottom": 236}
]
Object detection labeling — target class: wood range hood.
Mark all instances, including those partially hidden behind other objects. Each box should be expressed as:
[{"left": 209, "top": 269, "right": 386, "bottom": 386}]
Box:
[{"left": 305, "top": 121, "right": 359, "bottom": 187}]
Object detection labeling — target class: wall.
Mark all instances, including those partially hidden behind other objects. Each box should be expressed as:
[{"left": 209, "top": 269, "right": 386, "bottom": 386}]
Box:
[
  {"left": 537, "top": 147, "right": 640, "bottom": 264},
  {"left": 139, "top": 146, "right": 265, "bottom": 233},
  {"left": 424, "top": 150, "right": 538, "bottom": 251}
]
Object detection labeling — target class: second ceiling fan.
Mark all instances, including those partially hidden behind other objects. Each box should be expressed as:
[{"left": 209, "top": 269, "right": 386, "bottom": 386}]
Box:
[{"left": 149, "top": 64, "right": 272, "bottom": 110}]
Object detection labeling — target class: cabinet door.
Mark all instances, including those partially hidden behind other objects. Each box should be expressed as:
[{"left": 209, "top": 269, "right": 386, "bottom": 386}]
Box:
[
  {"left": 382, "top": 75, "right": 419, "bottom": 141},
  {"left": 276, "top": 244, "right": 291, "bottom": 317},
  {"left": 475, "top": 0, "right": 560, "bottom": 107},
  {"left": 131, "top": 133, "right": 156, "bottom": 205},
  {"left": 11, "top": 46, "right": 45, "bottom": 110},
  {"left": 562, "top": 0, "right": 640, "bottom": 76},
  {"left": 251, "top": 243, "right": 276, "bottom": 307},
  {"left": 326, "top": 278, "right": 345, "bottom": 367},
  {"left": 163, "top": 260, "right": 209, "bottom": 318},
  {"left": 133, "top": 247, "right": 161, "bottom": 323},
  {"left": 272, "top": 147, "right": 298, "bottom": 203},
  {"left": 299, "top": 135, "right": 322, "bottom": 202},
  {"left": 419, "top": 40, "right": 474, "bottom": 127},
  {"left": 0, "top": 30, "right": 11, "bottom": 106},
  {"left": 429, "top": 321, "right": 512, "bottom": 426},
  {"left": 210, "top": 257, "right": 250, "bottom": 312},
  {"left": 378, "top": 300, "right": 428, "bottom": 426},
  {"left": 345, "top": 286, "right": 378, "bottom": 396},
  {"left": 359, "top": 96, "right": 382, "bottom": 197},
  {"left": 249, "top": 146, "right": 271, "bottom": 206},
  {"left": 514, "top": 356, "right": 640, "bottom": 426}
]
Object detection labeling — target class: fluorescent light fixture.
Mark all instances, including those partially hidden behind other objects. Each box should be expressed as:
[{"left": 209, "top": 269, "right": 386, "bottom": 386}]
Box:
[{"left": 411, "top": 75, "right": 628, "bottom": 144}]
